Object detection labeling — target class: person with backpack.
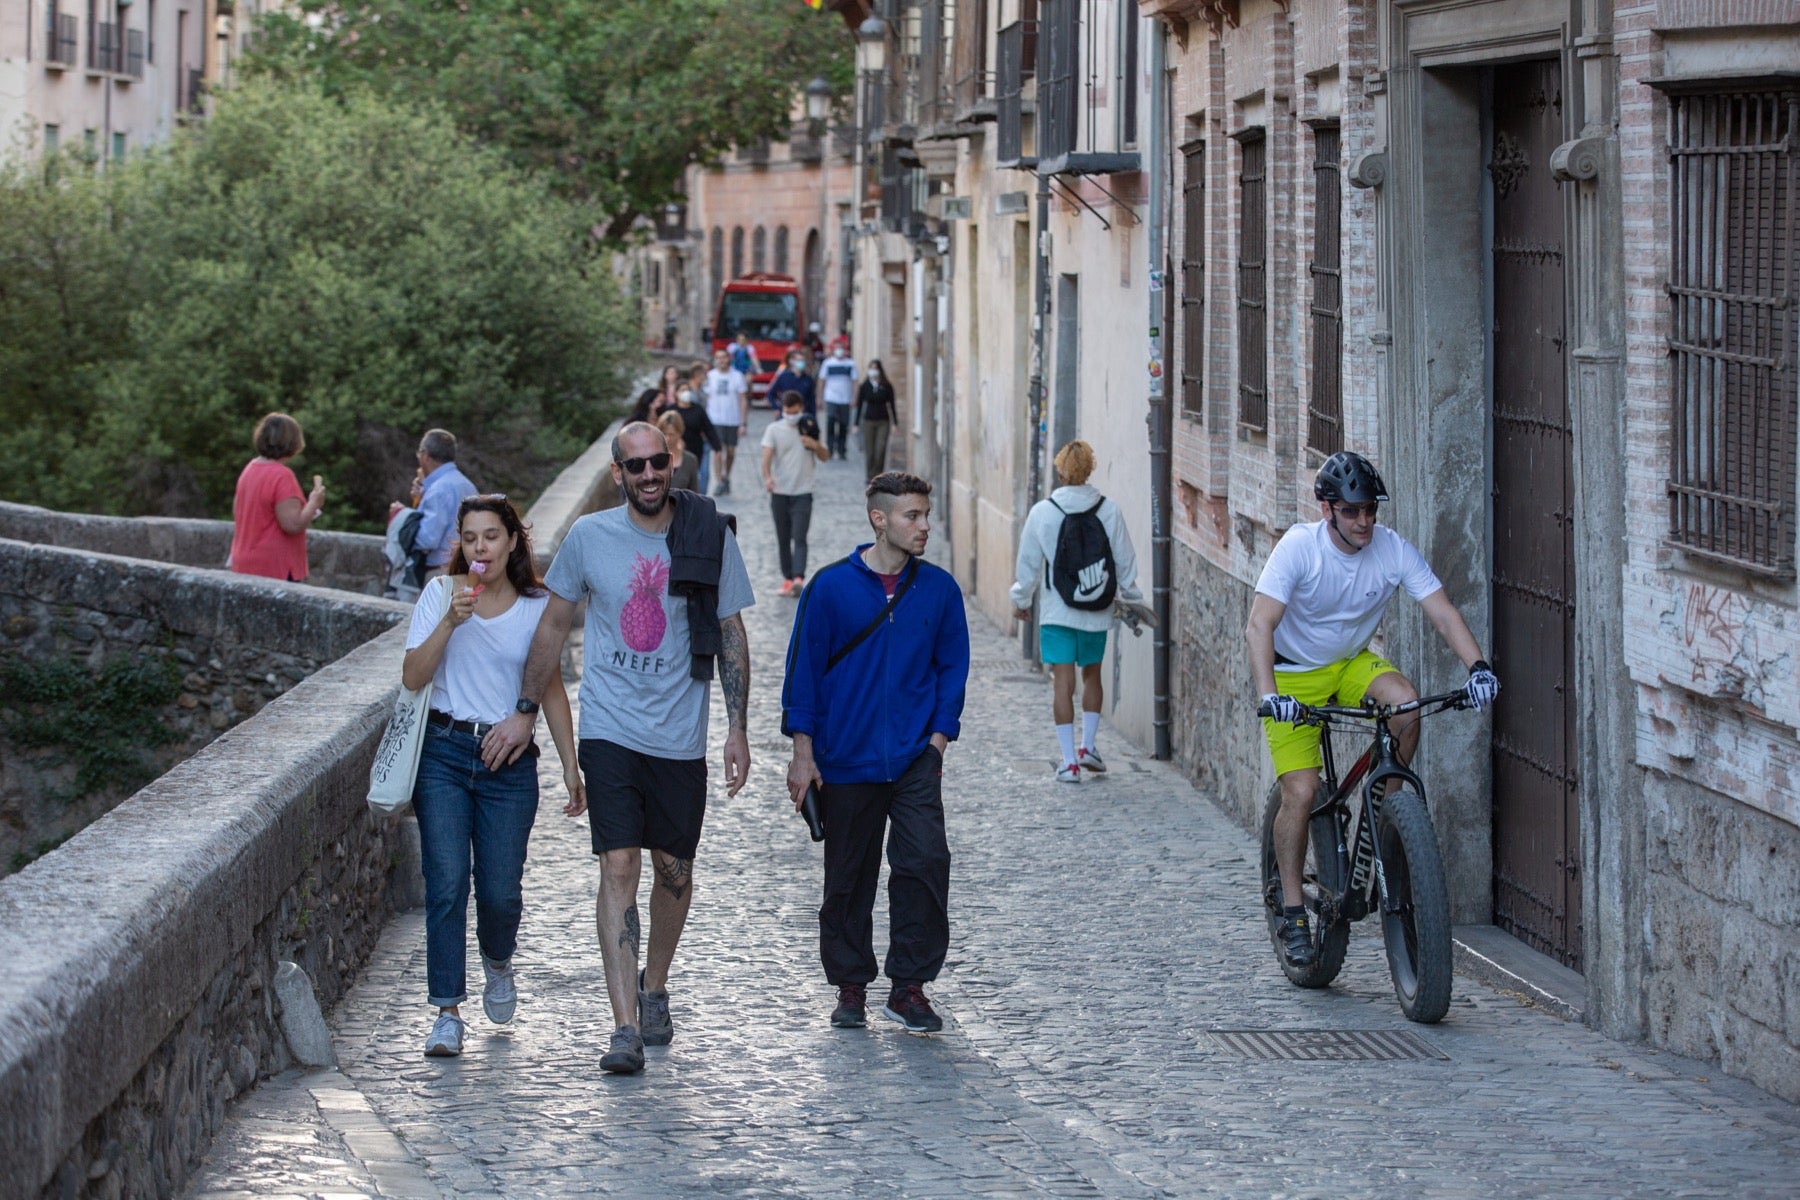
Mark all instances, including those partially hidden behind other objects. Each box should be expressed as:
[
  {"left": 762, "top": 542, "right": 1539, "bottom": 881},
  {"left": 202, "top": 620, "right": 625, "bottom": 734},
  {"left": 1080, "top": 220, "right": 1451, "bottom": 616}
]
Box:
[{"left": 1010, "top": 439, "right": 1143, "bottom": 783}]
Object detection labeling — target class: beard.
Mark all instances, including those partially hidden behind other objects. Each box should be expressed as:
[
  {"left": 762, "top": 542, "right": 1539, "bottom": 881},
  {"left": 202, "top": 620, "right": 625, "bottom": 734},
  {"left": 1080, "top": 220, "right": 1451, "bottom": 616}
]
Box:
[{"left": 627, "top": 481, "right": 669, "bottom": 517}]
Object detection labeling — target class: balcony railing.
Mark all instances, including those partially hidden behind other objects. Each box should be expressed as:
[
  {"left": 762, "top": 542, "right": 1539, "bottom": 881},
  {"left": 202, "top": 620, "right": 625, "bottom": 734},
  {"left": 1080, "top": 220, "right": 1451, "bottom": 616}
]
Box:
[
  {"left": 1035, "top": 0, "right": 1140, "bottom": 175},
  {"left": 879, "top": 144, "right": 928, "bottom": 239},
  {"left": 46, "top": 11, "right": 78, "bottom": 68},
  {"left": 739, "top": 136, "right": 771, "bottom": 165},
  {"left": 996, "top": 17, "right": 1037, "bottom": 166},
  {"left": 183, "top": 67, "right": 205, "bottom": 115},
  {"left": 952, "top": 0, "right": 995, "bottom": 121}
]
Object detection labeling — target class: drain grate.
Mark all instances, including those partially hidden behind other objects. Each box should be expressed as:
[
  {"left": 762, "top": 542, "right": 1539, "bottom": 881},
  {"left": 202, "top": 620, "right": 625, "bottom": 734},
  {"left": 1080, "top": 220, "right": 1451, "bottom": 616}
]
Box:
[{"left": 1209, "top": 1029, "right": 1448, "bottom": 1061}]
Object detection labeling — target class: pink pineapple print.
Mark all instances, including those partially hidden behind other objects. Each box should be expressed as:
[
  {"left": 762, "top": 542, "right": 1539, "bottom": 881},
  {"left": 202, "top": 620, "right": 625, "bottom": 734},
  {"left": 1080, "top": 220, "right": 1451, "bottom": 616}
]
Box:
[{"left": 620, "top": 552, "right": 670, "bottom": 651}]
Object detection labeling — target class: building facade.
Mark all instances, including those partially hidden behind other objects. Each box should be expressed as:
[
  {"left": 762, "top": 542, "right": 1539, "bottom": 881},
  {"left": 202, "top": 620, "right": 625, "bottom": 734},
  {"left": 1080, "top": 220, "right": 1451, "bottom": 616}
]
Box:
[{"left": 851, "top": 0, "right": 1800, "bottom": 1101}]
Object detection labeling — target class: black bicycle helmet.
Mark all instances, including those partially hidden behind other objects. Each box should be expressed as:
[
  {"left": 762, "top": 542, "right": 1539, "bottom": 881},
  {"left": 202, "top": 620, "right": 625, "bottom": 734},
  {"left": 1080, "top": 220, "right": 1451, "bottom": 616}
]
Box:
[{"left": 1313, "top": 451, "right": 1389, "bottom": 505}]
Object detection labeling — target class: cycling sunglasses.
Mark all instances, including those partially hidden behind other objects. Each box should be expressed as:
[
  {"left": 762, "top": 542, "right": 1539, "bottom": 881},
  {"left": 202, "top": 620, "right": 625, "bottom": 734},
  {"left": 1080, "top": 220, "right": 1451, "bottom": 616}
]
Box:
[
  {"left": 619, "top": 452, "right": 672, "bottom": 476},
  {"left": 1333, "top": 502, "right": 1380, "bottom": 519}
]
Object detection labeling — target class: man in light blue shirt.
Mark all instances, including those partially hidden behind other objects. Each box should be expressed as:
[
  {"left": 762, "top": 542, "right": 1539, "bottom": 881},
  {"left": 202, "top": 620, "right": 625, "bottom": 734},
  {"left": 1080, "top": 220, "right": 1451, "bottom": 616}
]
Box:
[{"left": 411, "top": 428, "right": 478, "bottom": 572}]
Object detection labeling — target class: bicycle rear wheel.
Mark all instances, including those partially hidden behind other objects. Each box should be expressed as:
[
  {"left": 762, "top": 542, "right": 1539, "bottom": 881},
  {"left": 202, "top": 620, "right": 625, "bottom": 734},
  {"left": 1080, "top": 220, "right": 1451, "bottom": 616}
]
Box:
[
  {"left": 1376, "top": 787, "right": 1453, "bottom": 1023},
  {"left": 1259, "top": 781, "right": 1349, "bottom": 988}
]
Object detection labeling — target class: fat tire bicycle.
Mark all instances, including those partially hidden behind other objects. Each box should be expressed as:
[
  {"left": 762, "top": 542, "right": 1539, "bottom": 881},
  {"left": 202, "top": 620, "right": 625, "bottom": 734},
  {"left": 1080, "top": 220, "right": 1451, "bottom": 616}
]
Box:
[{"left": 1256, "top": 688, "right": 1471, "bottom": 1024}]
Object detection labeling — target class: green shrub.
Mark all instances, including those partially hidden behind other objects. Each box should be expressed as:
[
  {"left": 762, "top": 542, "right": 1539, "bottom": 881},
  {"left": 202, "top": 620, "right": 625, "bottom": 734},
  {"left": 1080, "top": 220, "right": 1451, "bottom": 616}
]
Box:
[
  {"left": 0, "top": 80, "right": 637, "bottom": 528},
  {"left": 0, "top": 652, "right": 184, "bottom": 798}
]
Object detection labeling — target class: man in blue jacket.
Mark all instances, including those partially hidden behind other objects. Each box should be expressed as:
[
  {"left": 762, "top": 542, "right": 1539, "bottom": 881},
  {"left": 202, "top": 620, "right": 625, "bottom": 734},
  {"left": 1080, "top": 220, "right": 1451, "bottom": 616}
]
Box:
[{"left": 782, "top": 472, "right": 970, "bottom": 1034}]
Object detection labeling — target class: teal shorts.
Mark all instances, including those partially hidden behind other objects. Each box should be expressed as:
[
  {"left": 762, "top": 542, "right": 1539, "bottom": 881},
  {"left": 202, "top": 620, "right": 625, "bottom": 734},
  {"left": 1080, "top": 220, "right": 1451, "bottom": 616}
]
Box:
[{"left": 1040, "top": 624, "right": 1107, "bottom": 666}]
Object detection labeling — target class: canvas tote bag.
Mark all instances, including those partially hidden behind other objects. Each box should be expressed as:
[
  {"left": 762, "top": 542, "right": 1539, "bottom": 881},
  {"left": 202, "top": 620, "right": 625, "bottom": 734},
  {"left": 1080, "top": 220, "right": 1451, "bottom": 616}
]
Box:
[{"left": 368, "top": 575, "right": 452, "bottom": 817}]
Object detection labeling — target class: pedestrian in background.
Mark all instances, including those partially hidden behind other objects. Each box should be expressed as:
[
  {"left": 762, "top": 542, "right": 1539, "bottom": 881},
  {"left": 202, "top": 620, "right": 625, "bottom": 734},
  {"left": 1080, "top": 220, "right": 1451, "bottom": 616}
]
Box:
[
  {"left": 768, "top": 347, "right": 817, "bottom": 417},
  {"left": 658, "top": 410, "right": 700, "bottom": 494},
  {"left": 782, "top": 472, "right": 969, "bottom": 1035},
  {"left": 704, "top": 349, "right": 750, "bottom": 496},
  {"left": 818, "top": 343, "right": 858, "bottom": 460},
  {"left": 676, "top": 377, "right": 723, "bottom": 494},
  {"left": 729, "top": 331, "right": 758, "bottom": 379},
  {"left": 403, "top": 494, "right": 583, "bottom": 1057},
  {"left": 761, "top": 391, "right": 829, "bottom": 596},
  {"left": 482, "top": 421, "right": 755, "bottom": 1075},
  {"left": 852, "top": 360, "right": 897, "bottom": 481},
  {"left": 1010, "top": 439, "right": 1143, "bottom": 783},
  {"left": 630, "top": 365, "right": 683, "bottom": 424},
  {"left": 406, "top": 429, "right": 479, "bottom": 579},
  {"left": 230, "top": 411, "right": 326, "bottom": 582}
]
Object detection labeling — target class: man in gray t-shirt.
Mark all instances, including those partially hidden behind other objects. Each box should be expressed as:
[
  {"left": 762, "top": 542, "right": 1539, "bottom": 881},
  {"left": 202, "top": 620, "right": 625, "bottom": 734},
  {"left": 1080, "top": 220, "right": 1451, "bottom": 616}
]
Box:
[{"left": 484, "top": 421, "right": 754, "bottom": 1075}]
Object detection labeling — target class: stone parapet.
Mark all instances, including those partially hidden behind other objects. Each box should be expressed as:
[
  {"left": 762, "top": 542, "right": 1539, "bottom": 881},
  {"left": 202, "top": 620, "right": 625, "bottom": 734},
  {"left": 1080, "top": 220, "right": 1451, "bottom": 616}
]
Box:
[{"left": 0, "top": 501, "right": 389, "bottom": 595}]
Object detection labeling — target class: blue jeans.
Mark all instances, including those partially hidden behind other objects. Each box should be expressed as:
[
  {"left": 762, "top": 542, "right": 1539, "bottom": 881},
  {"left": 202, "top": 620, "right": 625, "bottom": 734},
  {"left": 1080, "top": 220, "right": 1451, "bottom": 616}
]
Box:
[
  {"left": 413, "top": 723, "right": 540, "bottom": 1007},
  {"left": 698, "top": 446, "right": 712, "bottom": 494}
]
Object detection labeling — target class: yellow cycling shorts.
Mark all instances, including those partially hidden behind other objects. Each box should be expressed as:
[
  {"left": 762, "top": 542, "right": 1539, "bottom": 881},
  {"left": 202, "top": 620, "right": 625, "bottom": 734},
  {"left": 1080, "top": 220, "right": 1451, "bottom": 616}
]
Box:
[{"left": 1262, "top": 649, "right": 1401, "bottom": 777}]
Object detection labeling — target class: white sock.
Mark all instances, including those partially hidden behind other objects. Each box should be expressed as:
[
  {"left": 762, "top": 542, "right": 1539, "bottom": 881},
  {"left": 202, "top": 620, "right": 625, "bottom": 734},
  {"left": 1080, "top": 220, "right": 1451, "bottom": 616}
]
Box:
[
  {"left": 1056, "top": 724, "right": 1077, "bottom": 767},
  {"left": 1081, "top": 711, "right": 1100, "bottom": 753}
]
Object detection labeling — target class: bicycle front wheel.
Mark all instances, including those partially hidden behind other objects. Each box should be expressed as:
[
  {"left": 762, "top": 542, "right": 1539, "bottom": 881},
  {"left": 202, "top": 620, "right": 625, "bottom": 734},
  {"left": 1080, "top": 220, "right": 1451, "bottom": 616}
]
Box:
[{"left": 1376, "top": 788, "right": 1453, "bottom": 1023}]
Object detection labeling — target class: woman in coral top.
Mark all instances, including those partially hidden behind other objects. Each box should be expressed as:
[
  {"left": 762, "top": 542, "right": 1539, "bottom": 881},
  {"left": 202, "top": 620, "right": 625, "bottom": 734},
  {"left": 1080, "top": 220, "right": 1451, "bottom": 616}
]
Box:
[{"left": 230, "top": 412, "right": 326, "bottom": 581}]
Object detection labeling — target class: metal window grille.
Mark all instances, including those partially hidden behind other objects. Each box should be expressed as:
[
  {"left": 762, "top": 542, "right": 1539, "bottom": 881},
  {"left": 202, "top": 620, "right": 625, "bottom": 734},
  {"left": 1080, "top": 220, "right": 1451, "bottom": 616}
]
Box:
[
  {"left": 90, "top": 20, "right": 119, "bottom": 72},
  {"left": 1036, "top": 0, "right": 1077, "bottom": 163},
  {"left": 1237, "top": 130, "right": 1268, "bottom": 432},
  {"left": 710, "top": 227, "right": 724, "bottom": 300},
  {"left": 774, "top": 226, "right": 789, "bottom": 276},
  {"left": 996, "top": 15, "right": 1036, "bottom": 165},
  {"left": 1119, "top": 4, "right": 1139, "bottom": 148},
  {"left": 1308, "top": 124, "right": 1343, "bottom": 457},
  {"left": 1181, "top": 140, "right": 1206, "bottom": 420},
  {"left": 47, "top": 7, "right": 78, "bottom": 66},
  {"left": 125, "top": 27, "right": 143, "bottom": 78},
  {"left": 752, "top": 226, "right": 767, "bottom": 272},
  {"left": 730, "top": 227, "right": 745, "bottom": 281},
  {"left": 952, "top": 0, "right": 991, "bottom": 117},
  {"left": 1667, "top": 87, "right": 1799, "bottom": 575}
]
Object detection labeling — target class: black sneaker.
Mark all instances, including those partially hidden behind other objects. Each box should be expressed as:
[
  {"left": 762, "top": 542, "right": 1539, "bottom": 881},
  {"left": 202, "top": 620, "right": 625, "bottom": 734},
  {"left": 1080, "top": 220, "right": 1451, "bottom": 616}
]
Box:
[
  {"left": 882, "top": 983, "right": 943, "bottom": 1034},
  {"left": 599, "top": 1024, "right": 645, "bottom": 1074},
  {"left": 831, "top": 983, "right": 868, "bottom": 1029},
  {"left": 1280, "top": 907, "right": 1318, "bottom": 968}
]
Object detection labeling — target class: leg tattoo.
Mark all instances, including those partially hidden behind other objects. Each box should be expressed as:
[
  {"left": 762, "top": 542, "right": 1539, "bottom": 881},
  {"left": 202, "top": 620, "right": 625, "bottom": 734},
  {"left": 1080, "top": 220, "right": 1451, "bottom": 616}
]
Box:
[
  {"left": 620, "top": 904, "right": 641, "bottom": 959},
  {"left": 654, "top": 856, "right": 694, "bottom": 902}
]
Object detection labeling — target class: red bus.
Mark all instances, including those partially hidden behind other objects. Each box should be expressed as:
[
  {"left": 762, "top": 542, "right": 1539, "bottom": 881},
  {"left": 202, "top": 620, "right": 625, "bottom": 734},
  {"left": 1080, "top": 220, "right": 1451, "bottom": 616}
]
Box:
[{"left": 709, "top": 272, "right": 803, "bottom": 402}]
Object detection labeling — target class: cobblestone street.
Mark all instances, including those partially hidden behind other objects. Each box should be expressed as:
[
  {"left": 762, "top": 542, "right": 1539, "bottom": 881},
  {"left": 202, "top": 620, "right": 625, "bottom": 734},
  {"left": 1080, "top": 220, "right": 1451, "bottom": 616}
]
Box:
[{"left": 188, "top": 412, "right": 1800, "bottom": 1199}]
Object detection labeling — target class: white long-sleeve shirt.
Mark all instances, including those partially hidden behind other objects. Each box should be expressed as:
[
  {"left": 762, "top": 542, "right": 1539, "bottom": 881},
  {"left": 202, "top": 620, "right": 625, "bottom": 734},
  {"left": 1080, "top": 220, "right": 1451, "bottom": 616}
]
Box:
[{"left": 1010, "top": 484, "right": 1143, "bottom": 632}]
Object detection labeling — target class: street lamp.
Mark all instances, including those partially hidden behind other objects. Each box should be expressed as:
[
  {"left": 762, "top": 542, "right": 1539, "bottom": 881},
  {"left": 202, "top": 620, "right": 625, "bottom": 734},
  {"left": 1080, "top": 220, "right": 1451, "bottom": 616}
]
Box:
[
  {"left": 856, "top": 16, "right": 886, "bottom": 78},
  {"left": 806, "top": 76, "right": 832, "bottom": 128},
  {"left": 806, "top": 77, "right": 834, "bottom": 342}
]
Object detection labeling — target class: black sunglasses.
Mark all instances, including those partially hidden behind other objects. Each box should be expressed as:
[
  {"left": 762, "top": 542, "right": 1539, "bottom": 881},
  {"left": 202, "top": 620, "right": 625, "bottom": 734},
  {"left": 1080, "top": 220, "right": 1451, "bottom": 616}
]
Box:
[
  {"left": 619, "top": 452, "right": 672, "bottom": 476},
  {"left": 1333, "top": 502, "right": 1380, "bottom": 519}
]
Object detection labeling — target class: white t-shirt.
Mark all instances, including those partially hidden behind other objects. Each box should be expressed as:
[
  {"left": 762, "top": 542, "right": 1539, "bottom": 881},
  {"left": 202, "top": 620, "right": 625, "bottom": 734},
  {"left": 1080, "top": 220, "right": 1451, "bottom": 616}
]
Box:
[
  {"left": 761, "top": 415, "right": 819, "bottom": 495},
  {"left": 405, "top": 575, "right": 551, "bottom": 724},
  {"left": 705, "top": 368, "right": 747, "bottom": 427},
  {"left": 1253, "top": 520, "right": 1443, "bottom": 670},
  {"left": 819, "top": 356, "right": 858, "bottom": 407}
]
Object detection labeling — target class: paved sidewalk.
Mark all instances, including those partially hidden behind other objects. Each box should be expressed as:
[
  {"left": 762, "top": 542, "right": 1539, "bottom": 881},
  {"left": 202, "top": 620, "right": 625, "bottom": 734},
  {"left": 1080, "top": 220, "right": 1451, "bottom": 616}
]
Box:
[{"left": 188, "top": 413, "right": 1800, "bottom": 1198}]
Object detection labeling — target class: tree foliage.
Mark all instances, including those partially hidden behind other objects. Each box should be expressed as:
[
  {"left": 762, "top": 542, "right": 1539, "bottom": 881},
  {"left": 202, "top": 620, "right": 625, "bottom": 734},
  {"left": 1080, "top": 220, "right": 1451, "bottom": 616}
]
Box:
[
  {"left": 246, "top": 0, "right": 856, "bottom": 239},
  {"left": 0, "top": 81, "right": 637, "bottom": 526}
]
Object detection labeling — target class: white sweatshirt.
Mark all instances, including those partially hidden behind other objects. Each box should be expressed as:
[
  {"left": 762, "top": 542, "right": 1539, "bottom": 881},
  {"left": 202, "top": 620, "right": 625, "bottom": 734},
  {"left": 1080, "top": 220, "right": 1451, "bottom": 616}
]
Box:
[{"left": 1010, "top": 484, "right": 1143, "bottom": 632}]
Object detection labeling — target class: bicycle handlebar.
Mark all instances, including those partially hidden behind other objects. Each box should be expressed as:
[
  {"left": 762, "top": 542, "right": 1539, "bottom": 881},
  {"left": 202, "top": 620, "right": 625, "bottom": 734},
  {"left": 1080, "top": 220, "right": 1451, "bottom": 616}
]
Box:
[{"left": 1256, "top": 688, "right": 1471, "bottom": 722}]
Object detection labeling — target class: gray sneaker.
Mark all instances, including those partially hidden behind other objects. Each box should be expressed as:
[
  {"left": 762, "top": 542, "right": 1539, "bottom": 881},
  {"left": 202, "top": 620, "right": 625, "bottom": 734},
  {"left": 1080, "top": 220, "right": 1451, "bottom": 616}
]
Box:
[
  {"left": 423, "top": 1012, "right": 466, "bottom": 1058},
  {"left": 638, "top": 970, "right": 673, "bottom": 1046},
  {"left": 482, "top": 957, "right": 517, "bottom": 1024},
  {"left": 600, "top": 1024, "right": 646, "bottom": 1074}
]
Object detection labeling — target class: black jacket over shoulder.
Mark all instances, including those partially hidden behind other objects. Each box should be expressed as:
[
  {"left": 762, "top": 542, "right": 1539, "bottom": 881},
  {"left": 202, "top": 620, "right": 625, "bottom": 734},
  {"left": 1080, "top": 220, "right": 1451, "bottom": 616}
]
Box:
[{"left": 667, "top": 490, "right": 738, "bottom": 682}]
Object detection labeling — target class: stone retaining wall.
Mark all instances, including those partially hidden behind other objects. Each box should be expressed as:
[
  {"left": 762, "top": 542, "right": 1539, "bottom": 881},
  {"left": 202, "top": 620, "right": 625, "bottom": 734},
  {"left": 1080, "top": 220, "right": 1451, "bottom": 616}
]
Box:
[
  {"left": 0, "top": 502, "right": 389, "bottom": 596},
  {"left": 0, "top": 424, "right": 623, "bottom": 1200}
]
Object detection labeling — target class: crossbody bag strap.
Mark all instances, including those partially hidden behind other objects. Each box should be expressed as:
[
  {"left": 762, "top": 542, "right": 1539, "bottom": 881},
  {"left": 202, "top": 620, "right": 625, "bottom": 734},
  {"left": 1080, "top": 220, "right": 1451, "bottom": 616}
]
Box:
[{"left": 826, "top": 555, "right": 920, "bottom": 673}]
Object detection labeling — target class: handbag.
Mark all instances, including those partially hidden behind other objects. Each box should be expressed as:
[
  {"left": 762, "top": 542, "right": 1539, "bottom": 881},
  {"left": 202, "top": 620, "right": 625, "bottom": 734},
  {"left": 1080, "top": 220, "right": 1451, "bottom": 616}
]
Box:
[{"left": 367, "top": 576, "right": 452, "bottom": 817}]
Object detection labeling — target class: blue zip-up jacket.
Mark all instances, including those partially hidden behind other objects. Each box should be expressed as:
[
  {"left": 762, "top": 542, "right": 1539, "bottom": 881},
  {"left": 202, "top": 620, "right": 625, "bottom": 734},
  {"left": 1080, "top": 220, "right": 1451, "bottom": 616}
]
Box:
[{"left": 781, "top": 546, "right": 970, "bottom": 784}]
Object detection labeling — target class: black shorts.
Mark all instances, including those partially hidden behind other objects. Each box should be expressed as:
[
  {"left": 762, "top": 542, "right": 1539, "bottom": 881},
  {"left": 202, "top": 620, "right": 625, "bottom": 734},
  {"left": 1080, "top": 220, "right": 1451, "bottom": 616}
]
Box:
[
  {"left": 716, "top": 426, "right": 740, "bottom": 448},
  {"left": 579, "top": 739, "right": 708, "bottom": 860}
]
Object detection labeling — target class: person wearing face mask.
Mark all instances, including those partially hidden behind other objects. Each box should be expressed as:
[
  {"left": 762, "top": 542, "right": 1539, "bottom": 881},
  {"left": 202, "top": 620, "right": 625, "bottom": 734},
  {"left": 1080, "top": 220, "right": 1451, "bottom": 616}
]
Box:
[
  {"left": 818, "top": 344, "right": 859, "bottom": 460},
  {"left": 767, "top": 347, "right": 817, "bottom": 418},
  {"left": 761, "top": 391, "right": 831, "bottom": 596},
  {"left": 853, "top": 359, "right": 897, "bottom": 481},
  {"left": 674, "top": 381, "right": 723, "bottom": 493}
]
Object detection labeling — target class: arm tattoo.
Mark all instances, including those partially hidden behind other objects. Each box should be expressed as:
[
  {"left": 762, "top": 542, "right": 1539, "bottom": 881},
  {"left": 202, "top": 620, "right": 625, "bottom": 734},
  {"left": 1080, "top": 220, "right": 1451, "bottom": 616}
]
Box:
[
  {"left": 620, "top": 904, "right": 640, "bottom": 959},
  {"left": 719, "top": 615, "right": 750, "bottom": 732},
  {"left": 654, "top": 856, "right": 693, "bottom": 902}
]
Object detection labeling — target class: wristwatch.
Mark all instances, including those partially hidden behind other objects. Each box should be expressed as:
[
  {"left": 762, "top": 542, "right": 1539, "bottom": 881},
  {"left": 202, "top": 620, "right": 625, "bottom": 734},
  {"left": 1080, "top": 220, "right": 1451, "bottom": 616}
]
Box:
[{"left": 514, "top": 698, "right": 540, "bottom": 716}]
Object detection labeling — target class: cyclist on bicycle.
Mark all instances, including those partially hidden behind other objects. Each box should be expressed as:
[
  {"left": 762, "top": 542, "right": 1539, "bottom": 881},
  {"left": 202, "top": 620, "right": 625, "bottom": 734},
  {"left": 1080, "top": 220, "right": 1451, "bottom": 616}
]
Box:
[{"left": 1245, "top": 451, "right": 1500, "bottom": 968}]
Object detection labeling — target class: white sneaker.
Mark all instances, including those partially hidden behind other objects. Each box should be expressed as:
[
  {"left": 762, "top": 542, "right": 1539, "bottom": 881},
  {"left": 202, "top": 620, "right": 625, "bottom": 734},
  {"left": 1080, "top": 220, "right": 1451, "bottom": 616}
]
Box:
[
  {"left": 1078, "top": 748, "right": 1107, "bottom": 774},
  {"left": 1056, "top": 762, "right": 1081, "bottom": 783},
  {"left": 482, "top": 958, "right": 517, "bottom": 1024},
  {"left": 424, "top": 1011, "right": 466, "bottom": 1057}
]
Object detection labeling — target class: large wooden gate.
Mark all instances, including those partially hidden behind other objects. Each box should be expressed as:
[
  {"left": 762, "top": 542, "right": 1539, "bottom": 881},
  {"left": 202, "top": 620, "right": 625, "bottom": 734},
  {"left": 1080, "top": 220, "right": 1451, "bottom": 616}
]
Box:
[{"left": 1488, "top": 60, "right": 1581, "bottom": 970}]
